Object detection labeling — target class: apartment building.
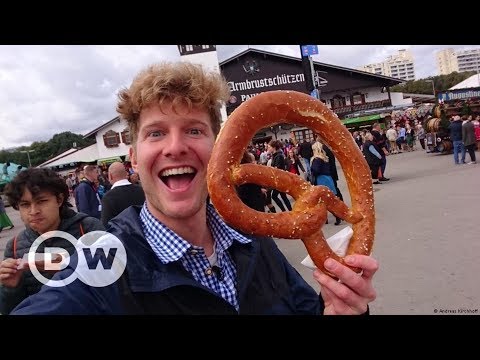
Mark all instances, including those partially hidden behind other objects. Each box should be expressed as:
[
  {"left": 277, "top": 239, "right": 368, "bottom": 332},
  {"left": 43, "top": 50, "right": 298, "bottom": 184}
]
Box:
[
  {"left": 436, "top": 48, "right": 480, "bottom": 75},
  {"left": 357, "top": 49, "right": 416, "bottom": 81}
]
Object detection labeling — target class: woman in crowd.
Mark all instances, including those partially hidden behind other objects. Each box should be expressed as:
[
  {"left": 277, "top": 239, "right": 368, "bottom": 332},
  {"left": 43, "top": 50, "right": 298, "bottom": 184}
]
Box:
[
  {"left": 0, "top": 168, "right": 104, "bottom": 314},
  {"left": 362, "top": 132, "right": 383, "bottom": 185},
  {"left": 310, "top": 138, "right": 338, "bottom": 224},
  {"left": 285, "top": 148, "right": 306, "bottom": 178}
]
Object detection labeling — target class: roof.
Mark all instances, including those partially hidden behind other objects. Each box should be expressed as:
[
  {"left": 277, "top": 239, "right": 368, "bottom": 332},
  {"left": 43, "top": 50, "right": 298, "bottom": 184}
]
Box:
[
  {"left": 37, "top": 148, "right": 79, "bottom": 167},
  {"left": 38, "top": 144, "right": 99, "bottom": 168},
  {"left": 342, "top": 114, "right": 382, "bottom": 126},
  {"left": 219, "top": 48, "right": 404, "bottom": 85},
  {"left": 402, "top": 93, "right": 436, "bottom": 104},
  {"left": 450, "top": 74, "right": 480, "bottom": 90},
  {"left": 83, "top": 116, "right": 121, "bottom": 139}
]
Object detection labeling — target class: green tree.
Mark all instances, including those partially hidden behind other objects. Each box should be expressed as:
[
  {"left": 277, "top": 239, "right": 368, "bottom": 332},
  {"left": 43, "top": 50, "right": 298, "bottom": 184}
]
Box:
[
  {"left": 391, "top": 71, "right": 477, "bottom": 94},
  {"left": 0, "top": 131, "right": 94, "bottom": 167}
]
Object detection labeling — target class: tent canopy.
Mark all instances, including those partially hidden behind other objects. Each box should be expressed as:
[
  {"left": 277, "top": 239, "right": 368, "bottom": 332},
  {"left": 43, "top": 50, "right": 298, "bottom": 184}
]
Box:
[{"left": 0, "top": 162, "right": 23, "bottom": 186}]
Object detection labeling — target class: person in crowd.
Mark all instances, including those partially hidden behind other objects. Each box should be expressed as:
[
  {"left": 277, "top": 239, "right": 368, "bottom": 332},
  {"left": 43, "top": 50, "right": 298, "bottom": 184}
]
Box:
[
  {"left": 237, "top": 151, "right": 266, "bottom": 212},
  {"left": 98, "top": 170, "right": 112, "bottom": 192},
  {"left": 101, "top": 161, "right": 145, "bottom": 226},
  {"left": 449, "top": 115, "right": 466, "bottom": 165},
  {"left": 405, "top": 123, "right": 415, "bottom": 152},
  {"left": 310, "top": 138, "right": 338, "bottom": 224},
  {"left": 320, "top": 140, "right": 343, "bottom": 226},
  {"left": 396, "top": 125, "right": 405, "bottom": 153},
  {"left": 473, "top": 115, "right": 480, "bottom": 151},
  {"left": 266, "top": 139, "right": 293, "bottom": 212},
  {"left": 129, "top": 172, "right": 141, "bottom": 185},
  {"left": 462, "top": 115, "right": 477, "bottom": 164},
  {"left": 0, "top": 168, "right": 104, "bottom": 314},
  {"left": 298, "top": 138, "right": 313, "bottom": 181},
  {"left": 74, "top": 165, "right": 102, "bottom": 219},
  {"left": 416, "top": 123, "right": 426, "bottom": 151},
  {"left": 285, "top": 148, "right": 305, "bottom": 178},
  {"left": 362, "top": 133, "right": 383, "bottom": 185},
  {"left": 353, "top": 131, "right": 363, "bottom": 150},
  {"left": 0, "top": 194, "right": 14, "bottom": 233},
  {"left": 10, "top": 61, "right": 378, "bottom": 315},
  {"left": 386, "top": 126, "right": 398, "bottom": 154},
  {"left": 371, "top": 123, "right": 390, "bottom": 181}
]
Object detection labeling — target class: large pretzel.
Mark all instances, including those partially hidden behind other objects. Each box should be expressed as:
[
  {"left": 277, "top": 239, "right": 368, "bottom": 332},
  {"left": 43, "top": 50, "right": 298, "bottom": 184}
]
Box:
[{"left": 207, "top": 90, "right": 375, "bottom": 276}]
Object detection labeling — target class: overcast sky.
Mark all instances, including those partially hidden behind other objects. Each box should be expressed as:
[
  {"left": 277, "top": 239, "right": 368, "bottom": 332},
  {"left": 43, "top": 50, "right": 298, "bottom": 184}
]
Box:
[{"left": 0, "top": 45, "right": 477, "bottom": 149}]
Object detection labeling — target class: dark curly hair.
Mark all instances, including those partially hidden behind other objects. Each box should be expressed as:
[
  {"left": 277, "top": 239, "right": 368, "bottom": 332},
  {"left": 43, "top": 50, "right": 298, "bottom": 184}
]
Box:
[{"left": 4, "top": 167, "right": 71, "bottom": 215}]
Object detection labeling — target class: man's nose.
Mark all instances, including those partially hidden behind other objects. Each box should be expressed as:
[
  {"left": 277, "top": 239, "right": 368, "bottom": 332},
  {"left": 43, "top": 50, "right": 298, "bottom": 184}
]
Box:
[
  {"left": 163, "top": 131, "right": 188, "bottom": 158},
  {"left": 29, "top": 203, "right": 40, "bottom": 214}
]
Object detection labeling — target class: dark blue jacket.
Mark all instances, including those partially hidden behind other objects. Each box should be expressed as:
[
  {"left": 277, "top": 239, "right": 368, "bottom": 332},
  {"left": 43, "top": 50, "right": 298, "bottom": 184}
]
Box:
[
  {"left": 448, "top": 120, "right": 463, "bottom": 142},
  {"left": 74, "top": 180, "right": 101, "bottom": 219},
  {"left": 0, "top": 208, "right": 104, "bottom": 314},
  {"left": 11, "top": 206, "right": 323, "bottom": 315}
]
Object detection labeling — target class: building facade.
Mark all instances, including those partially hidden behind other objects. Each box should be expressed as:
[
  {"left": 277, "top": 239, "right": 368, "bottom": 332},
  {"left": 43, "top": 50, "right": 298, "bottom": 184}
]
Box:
[
  {"left": 220, "top": 48, "right": 403, "bottom": 143},
  {"left": 177, "top": 45, "right": 228, "bottom": 122},
  {"left": 436, "top": 48, "right": 480, "bottom": 75},
  {"left": 357, "top": 49, "right": 416, "bottom": 81},
  {"left": 38, "top": 117, "right": 131, "bottom": 173},
  {"left": 436, "top": 48, "right": 458, "bottom": 75}
]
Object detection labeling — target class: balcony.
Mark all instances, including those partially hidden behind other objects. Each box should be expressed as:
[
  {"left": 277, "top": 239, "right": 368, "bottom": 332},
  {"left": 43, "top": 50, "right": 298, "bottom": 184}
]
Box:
[{"left": 334, "top": 99, "right": 392, "bottom": 117}]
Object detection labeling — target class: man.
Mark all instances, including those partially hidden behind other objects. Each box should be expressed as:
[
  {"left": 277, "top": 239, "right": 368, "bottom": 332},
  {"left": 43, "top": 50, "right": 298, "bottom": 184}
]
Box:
[
  {"left": 371, "top": 123, "right": 390, "bottom": 181},
  {"left": 11, "top": 62, "right": 378, "bottom": 315},
  {"left": 386, "top": 126, "right": 398, "bottom": 154},
  {"left": 100, "top": 162, "right": 145, "bottom": 226},
  {"left": 449, "top": 115, "right": 465, "bottom": 165},
  {"left": 298, "top": 138, "right": 313, "bottom": 180},
  {"left": 74, "top": 165, "right": 101, "bottom": 219},
  {"left": 462, "top": 115, "right": 477, "bottom": 164}
]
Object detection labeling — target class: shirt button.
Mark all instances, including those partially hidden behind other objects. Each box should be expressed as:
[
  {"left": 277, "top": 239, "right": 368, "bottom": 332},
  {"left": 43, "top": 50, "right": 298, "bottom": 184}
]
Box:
[
  {"left": 205, "top": 267, "right": 213, "bottom": 276},
  {"left": 189, "top": 249, "right": 198, "bottom": 255}
]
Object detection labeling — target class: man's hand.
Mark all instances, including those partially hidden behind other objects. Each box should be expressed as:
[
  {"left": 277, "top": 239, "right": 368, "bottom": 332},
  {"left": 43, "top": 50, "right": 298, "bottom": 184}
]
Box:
[
  {"left": 0, "top": 258, "right": 25, "bottom": 288},
  {"left": 314, "top": 255, "right": 379, "bottom": 315}
]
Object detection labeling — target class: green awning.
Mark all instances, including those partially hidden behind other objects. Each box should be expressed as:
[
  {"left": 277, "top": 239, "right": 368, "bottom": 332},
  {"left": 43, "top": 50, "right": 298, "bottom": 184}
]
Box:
[
  {"left": 341, "top": 114, "right": 382, "bottom": 125},
  {"left": 97, "top": 156, "right": 123, "bottom": 165}
]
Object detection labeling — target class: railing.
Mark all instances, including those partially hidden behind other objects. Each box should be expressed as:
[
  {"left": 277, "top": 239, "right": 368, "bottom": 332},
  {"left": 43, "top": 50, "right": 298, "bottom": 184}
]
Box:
[{"left": 334, "top": 100, "right": 392, "bottom": 116}]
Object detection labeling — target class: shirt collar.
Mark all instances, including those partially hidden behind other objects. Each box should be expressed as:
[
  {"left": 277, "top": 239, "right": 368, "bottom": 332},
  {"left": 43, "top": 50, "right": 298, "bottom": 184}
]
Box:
[
  {"left": 140, "top": 203, "right": 252, "bottom": 264},
  {"left": 111, "top": 179, "right": 132, "bottom": 189}
]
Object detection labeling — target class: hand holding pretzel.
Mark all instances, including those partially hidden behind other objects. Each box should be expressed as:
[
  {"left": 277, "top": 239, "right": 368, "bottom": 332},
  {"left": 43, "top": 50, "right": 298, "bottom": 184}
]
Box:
[{"left": 207, "top": 90, "right": 375, "bottom": 277}]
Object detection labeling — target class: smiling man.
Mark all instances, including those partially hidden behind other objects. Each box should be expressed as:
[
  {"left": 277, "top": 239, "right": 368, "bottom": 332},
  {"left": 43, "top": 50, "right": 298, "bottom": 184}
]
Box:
[{"left": 11, "top": 62, "right": 379, "bottom": 315}]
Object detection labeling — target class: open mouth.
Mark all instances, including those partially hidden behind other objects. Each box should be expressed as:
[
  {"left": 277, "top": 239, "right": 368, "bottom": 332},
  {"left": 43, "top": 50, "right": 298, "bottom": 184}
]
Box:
[{"left": 159, "top": 166, "right": 197, "bottom": 191}]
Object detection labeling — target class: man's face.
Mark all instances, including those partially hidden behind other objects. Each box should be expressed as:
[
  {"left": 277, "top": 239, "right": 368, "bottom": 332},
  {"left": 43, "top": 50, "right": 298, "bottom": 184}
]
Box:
[
  {"left": 130, "top": 101, "right": 215, "bottom": 223},
  {"left": 19, "top": 189, "right": 63, "bottom": 234}
]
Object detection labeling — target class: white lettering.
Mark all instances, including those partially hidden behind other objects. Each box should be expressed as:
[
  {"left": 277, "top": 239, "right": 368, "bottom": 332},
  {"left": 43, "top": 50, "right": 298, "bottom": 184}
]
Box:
[
  {"left": 230, "top": 72, "right": 307, "bottom": 93},
  {"left": 241, "top": 93, "right": 259, "bottom": 102}
]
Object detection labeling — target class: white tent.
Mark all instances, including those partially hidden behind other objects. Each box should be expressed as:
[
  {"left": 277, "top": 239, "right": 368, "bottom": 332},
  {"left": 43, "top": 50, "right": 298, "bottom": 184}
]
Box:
[{"left": 450, "top": 74, "right": 480, "bottom": 89}]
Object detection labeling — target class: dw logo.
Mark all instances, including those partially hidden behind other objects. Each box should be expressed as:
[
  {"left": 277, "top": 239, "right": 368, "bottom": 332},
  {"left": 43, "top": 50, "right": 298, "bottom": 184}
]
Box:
[{"left": 27, "top": 230, "right": 127, "bottom": 288}]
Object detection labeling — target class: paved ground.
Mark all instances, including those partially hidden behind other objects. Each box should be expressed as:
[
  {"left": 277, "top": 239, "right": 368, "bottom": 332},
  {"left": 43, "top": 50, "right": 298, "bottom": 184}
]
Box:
[
  {"left": 1, "top": 149, "right": 479, "bottom": 314},
  {"left": 275, "top": 149, "right": 480, "bottom": 315}
]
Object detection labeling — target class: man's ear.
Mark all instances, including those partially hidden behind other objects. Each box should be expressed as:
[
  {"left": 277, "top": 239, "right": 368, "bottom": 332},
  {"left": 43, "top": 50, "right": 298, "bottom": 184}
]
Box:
[
  {"left": 57, "top": 193, "right": 64, "bottom": 207},
  {"left": 129, "top": 146, "right": 138, "bottom": 172}
]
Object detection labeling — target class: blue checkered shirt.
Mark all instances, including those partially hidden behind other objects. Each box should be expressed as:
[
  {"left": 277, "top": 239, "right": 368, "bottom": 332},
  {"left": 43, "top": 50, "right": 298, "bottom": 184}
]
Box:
[{"left": 140, "top": 203, "right": 252, "bottom": 311}]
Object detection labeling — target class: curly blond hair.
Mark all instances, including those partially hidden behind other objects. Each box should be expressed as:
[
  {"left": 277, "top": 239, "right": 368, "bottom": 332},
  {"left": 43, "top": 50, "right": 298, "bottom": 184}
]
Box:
[{"left": 116, "top": 62, "right": 230, "bottom": 144}]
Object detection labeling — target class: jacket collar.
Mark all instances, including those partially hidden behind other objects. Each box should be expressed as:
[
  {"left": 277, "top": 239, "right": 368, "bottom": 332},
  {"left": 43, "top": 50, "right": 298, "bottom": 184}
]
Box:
[{"left": 107, "top": 206, "right": 260, "bottom": 300}]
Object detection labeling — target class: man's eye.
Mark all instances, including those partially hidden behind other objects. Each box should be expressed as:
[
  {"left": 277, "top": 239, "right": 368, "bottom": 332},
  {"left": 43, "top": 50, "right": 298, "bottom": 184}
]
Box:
[
  {"left": 189, "top": 129, "right": 202, "bottom": 135},
  {"left": 149, "top": 131, "right": 162, "bottom": 137}
]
